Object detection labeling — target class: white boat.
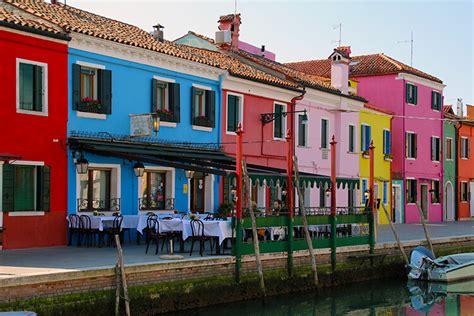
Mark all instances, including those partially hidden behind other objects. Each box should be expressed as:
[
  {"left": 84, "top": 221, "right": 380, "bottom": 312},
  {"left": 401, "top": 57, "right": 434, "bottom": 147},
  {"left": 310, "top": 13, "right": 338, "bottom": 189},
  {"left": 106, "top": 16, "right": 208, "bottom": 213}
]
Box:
[{"left": 408, "top": 246, "right": 474, "bottom": 282}]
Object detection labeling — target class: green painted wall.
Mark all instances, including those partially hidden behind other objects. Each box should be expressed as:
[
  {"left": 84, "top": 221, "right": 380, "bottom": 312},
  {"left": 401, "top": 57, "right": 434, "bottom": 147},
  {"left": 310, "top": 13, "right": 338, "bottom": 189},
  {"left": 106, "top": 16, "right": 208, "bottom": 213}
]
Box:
[{"left": 444, "top": 121, "right": 456, "bottom": 221}]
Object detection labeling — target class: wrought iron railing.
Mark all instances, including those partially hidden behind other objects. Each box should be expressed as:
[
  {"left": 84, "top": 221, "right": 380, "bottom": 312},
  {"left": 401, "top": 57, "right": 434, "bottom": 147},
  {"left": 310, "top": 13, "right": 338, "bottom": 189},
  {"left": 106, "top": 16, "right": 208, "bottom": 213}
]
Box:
[
  {"left": 139, "top": 197, "right": 175, "bottom": 211},
  {"left": 77, "top": 198, "right": 120, "bottom": 212}
]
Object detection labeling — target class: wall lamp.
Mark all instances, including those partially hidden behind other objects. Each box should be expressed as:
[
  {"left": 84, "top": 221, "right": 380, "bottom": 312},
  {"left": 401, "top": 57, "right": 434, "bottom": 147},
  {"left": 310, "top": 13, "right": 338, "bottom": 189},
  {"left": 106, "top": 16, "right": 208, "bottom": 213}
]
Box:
[
  {"left": 74, "top": 152, "right": 89, "bottom": 175},
  {"left": 133, "top": 162, "right": 145, "bottom": 177}
]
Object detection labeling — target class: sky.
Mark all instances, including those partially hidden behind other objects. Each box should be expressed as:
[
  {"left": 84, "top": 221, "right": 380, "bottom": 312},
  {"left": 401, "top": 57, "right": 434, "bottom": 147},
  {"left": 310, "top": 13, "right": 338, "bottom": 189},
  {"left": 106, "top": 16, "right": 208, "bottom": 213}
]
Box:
[{"left": 65, "top": 0, "right": 474, "bottom": 108}]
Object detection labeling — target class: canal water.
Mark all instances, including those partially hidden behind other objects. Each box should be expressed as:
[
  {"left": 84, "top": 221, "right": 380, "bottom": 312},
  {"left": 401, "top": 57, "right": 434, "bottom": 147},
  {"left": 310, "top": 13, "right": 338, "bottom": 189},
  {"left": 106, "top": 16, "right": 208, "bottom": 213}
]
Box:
[{"left": 167, "top": 279, "right": 474, "bottom": 316}]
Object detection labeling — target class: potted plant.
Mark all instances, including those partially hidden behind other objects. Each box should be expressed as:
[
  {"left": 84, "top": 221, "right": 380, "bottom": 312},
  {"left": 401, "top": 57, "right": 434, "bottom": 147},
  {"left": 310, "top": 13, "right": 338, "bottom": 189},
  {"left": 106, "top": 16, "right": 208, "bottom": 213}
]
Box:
[
  {"left": 80, "top": 97, "right": 102, "bottom": 113},
  {"left": 217, "top": 202, "right": 234, "bottom": 220},
  {"left": 157, "top": 108, "right": 174, "bottom": 122},
  {"left": 384, "top": 153, "right": 393, "bottom": 161},
  {"left": 193, "top": 115, "right": 211, "bottom": 127}
]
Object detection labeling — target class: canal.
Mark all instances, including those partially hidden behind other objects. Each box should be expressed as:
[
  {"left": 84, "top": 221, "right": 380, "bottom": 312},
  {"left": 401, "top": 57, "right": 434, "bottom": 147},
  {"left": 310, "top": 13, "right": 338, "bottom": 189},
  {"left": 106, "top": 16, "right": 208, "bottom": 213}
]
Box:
[{"left": 166, "top": 279, "right": 474, "bottom": 315}]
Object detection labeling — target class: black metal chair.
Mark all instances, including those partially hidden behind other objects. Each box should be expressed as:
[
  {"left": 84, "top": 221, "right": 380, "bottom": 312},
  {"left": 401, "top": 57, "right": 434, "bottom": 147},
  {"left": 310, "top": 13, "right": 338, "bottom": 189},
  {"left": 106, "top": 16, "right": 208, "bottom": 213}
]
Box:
[
  {"left": 79, "top": 215, "right": 99, "bottom": 247},
  {"left": 101, "top": 215, "right": 123, "bottom": 247},
  {"left": 189, "top": 219, "right": 213, "bottom": 256},
  {"left": 67, "top": 214, "right": 81, "bottom": 246},
  {"left": 145, "top": 216, "right": 170, "bottom": 255}
]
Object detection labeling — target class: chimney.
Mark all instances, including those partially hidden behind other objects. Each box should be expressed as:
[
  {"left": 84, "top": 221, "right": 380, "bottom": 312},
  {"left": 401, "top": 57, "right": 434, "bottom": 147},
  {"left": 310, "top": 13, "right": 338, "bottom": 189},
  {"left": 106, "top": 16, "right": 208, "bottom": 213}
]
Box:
[
  {"left": 457, "top": 98, "right": 464, "bottom": 117},
  {"left": 328, "top": 46, "right": 351, "bottom": 94},
  {"left": 152, "top": 23, "right": 164, "bottom": 42},
  {"left": 466, "top": 104, "right": 474, "bottom": 119},
  {"left": 51, "top": 0, "right": 58, "bottom": 4},
  {"left": 218, "top": 13, "right": 241, "bottom": 50},
  {"left": 261, "top": 45, "right": 265, "bottom": 57}
]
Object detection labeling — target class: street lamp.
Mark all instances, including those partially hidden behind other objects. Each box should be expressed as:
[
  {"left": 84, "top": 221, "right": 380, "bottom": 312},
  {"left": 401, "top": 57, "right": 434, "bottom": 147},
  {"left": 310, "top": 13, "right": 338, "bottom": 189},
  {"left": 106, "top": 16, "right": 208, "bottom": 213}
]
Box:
[
  {"left": 133, "top": 162, "right": 145, "bottom": 177},
  {"left": 185, "top": 170, "right": 195, "bottom": 179},
  {"left": 151, "top": 113, "right": 160, "bottom": 135}
]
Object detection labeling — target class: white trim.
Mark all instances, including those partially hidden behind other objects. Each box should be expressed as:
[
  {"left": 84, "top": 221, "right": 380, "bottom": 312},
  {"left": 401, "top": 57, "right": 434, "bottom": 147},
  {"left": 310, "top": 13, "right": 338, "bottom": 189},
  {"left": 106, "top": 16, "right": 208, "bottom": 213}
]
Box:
[
  {"left": 16, "top": 58, "right": 48, "bottom": 116},
  {"left": 431, "top": 135, "right": 441, "bottom": 163},
  {"left": 298, "top": 111, "right": 309, "bottom": 148},
  {"left": 8, "top": 211, "right": 45, "bottom": 217},
  {"left": 153, "top": 75, "right": 176, "bottom": 83},
  {"left": 348, "top": 124, "right": 356, "bottom": 153},
  {"left": 406, "top": 177, "right": 416, "bottom": 180},
  {"left": 461, "top": 136, "right": 470, "bottom": 159},
  {"left": 10, "top": 160, "right": 44, "bottom": 166},
  {"left": 273, "top": 102, "right": 287, "bottom": 141},
  {"left": 76, "top": 111, "right": 107, "bottom": 120},
  {"left": 160, "top": 121, "right": 177, "bottom": 128},
  {"left": 192, "top": 83, "right": 212, "bottom": 91},
  {"left": 137, "top": 166, "right": 175, "bottom": 212},
  {"left": 396, "top": 73, "right": 446, "bottom": 91},
  {"left": 406, "top": 131, "right": 416, "bottom": 159},
  {"left": 76, "top": 60, "right": 106, "bottom": 70},
  {"left": 192, "top": 125, "right": 212, "bottom": 132},
  {"left": 225, "top": 92, "right": 245, "bottom": 135}
]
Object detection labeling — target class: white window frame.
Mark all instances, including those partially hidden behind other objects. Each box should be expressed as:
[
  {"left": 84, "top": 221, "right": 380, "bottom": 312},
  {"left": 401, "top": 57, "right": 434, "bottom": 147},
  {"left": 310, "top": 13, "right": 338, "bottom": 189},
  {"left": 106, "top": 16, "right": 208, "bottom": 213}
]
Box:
[
  {"left": 431, "top": 179, "right": 441, "bottom": 205},
  {"left": 460, "top": 181, "right": 469, "bottom": 203},
  {"left": 431, "top": 136, "right": 440, "bottom": 162},
  {"left": 431, "top": 90, "right": 442, "bottom": 112},
  {"left": 461, "top": 137, "right": 469, "bottom": 160},
  {"left": 406, "top": 178, "right": 417, "bottom": 205},
  {"left": 75, "top": 61, "right": 106, "bottom": 120},
  {"left": 348, "top": 124, "right": 356, "bottom": 153},
  {"left": 16, "top": 58, "right": 48, "bottom": 116},
  {"left": 273, "top": 102, "right": 287, "bottom": 141},
  {"left": 226, "top": 92, "right": 244, "bottom": 135},
  {"left": 406, "top": 82, "right": 417, "bottom": 106},
  {"left": 446, "top": 137, "right": 453, "bottom": 161},
  {"left": 383, "top": 128, "right": 391, "bottom": 155},
  {"left": 298, "top": 113, "right": 309, "bottom": 148},
  {"left": 137, "top": 166, "right": 175, "bottom": 212},
  {"left": 75, "top": 163, "right": 121, "bottom": 215},
  {"left": 320, "top": 117, "right": 329, "bottom": 150},
  {"left": 406, "top": 131, "right": 416, "bottom": 160},
  {"left": 361, "top": 123, "right": 371, "bottom": 152}
]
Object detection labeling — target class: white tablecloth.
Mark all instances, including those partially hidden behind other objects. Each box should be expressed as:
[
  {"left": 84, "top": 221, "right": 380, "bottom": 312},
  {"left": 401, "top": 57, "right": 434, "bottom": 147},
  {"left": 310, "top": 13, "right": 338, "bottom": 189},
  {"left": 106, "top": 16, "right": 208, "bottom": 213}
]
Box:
[
  {"left": 182, "top": 219, "right": 233, "bottom": 245},
  {"left": 67, "top": 215, "right": 139, "bottom": 231},
  {"left": 136, "top": 216, "right": 183, "bottom": 234}
]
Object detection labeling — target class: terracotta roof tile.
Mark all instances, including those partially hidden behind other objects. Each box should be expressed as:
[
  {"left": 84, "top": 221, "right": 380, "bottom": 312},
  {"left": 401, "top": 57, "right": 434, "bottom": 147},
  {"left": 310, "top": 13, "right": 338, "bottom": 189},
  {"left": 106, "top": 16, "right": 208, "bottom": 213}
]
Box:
[
  {"left": 219, "top": 13, "right": 240, "bottom": 22},
  {"left": 363, "top": 103, "right": 393, "bottom": 115},
  {"left": 0, "top": 4, "right": 63, "bottom": 35},
  {"left": 286, "top": 53, "right": 443, "bottom": 84}
]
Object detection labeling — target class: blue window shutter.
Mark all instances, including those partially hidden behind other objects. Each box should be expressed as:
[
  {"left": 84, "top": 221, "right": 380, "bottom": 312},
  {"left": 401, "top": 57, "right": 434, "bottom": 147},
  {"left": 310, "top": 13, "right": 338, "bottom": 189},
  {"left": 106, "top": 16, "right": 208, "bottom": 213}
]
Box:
[
  {"left": 169, "top": 82, "right": 181, "bottom": 123},
  {"left": 365, "top": 126, "right": 371, "bottom": 151},
  {"left": 361, "top": 125, "right": 365, "bottom": 151},
  {"left": 362, "top": 179, "right": 367, "bottom": 204},
  {"left": 205, "top": 90, "right": 215, "bottom": 128},
  {"left": 98, "top": 69, "right": 112, "bottom": 114},
  {"left": 387, "top": 131, "right": 391, "bottom": 154}
]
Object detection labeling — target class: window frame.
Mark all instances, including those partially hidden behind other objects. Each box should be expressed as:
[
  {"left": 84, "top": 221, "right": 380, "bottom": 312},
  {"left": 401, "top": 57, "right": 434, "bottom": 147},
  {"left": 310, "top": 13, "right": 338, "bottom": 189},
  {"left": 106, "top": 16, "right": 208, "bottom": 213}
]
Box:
[
  {"left": 446, "top": 137, "right": 453, "bottom": 161},
  {"left": 361, "top": 124, "right": 371, "bottom": 152},
  {"left": 431, "top": 180, "right": 440, "bottom": 204},
  {"left": 461, "top": 137, "right": 470, "bottom": 159},
  {"left": 361, "top": 178, "right": 368, "bottom": 204},
  {"left": 382, "top": 181, "right": 388, "bottom": 204},
  {"left": 298, "top": 113, "right": 308, "bottom": 147},
  {"left": 431, "top": 136, "right": 441, "bottom": 162},
  {"left": 273, "top": 102, "right": 287, "bottom": 141},
  {"left": 348, "top": 124, "right": 356, "bottom": 153},
  {"left": 78, "top": 169, "right": 112, "bottom": 212},
  {"left": 431, "top": 91, "right": 442, "bottom": 111},
  {"left": 137, "top": 166, "right": 175, "bottom": 212},
  {"left": 226, "top": 92, "right": 244, "bottom": 135},
  {"left": 406, "top": 83, "right": 418, "bottom": 105},
  {"left": 320, "top": 118, "right": 329, "bottom": 150},
  {"left": 406, "top": 179, "right": 417, "bottom": 204},
  {"left": 383, "top": 129, "right": 391, "bottom": 155},
  {"left": 460, "top": 181, "right": 469, "bottom": 203},
  {"left": 16, "top": 58, "right": 48, "bottom": 116},
  {"left": 406, "top": 131, "right": 417, "bottom": 159}
]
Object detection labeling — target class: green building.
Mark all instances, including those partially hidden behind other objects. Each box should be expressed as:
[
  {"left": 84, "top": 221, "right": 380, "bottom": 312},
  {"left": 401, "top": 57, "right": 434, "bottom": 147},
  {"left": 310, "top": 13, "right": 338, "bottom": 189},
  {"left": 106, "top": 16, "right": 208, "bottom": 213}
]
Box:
[{"left": 443, "top": 106, "right": 457, "bottom": 221}]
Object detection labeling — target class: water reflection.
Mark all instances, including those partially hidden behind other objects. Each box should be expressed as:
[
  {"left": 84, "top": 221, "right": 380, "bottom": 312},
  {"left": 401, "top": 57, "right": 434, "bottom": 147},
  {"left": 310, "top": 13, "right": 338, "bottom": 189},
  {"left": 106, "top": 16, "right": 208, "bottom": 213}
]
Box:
[{"left": 167, "top": 279, "right": 474, "bottom": 316}]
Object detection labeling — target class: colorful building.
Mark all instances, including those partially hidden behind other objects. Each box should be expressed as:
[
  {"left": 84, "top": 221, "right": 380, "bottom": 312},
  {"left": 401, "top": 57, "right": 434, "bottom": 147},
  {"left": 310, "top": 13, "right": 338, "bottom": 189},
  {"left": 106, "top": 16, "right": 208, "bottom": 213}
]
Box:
[
  {"left": 0, "top": 4, "right": 70, "bottom": 249},
  {"left": 443, "top": 105, "right": 457, "bottom": 221},
  {"left": 456, "top": 105, "right": 474, "bottom": 219},
  {"left": 359, "top": 104, "right": 393, "bottom": 224},
  {"left": 287, "top": 52, "right": 445, "bottom": 223}
]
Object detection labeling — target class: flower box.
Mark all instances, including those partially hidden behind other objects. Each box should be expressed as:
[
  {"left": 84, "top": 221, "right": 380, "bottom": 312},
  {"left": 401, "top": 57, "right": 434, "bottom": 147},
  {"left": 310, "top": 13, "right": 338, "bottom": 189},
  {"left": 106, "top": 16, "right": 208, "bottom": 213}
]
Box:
[
  {"left": 77, "top": 98, "right": 106, "bottom": 114},
  {"left": 193, "top": 115, "right": 213, "bottom": 128},
  {"left": 156, "top": 109, "right": 176, "bottom": 122}
]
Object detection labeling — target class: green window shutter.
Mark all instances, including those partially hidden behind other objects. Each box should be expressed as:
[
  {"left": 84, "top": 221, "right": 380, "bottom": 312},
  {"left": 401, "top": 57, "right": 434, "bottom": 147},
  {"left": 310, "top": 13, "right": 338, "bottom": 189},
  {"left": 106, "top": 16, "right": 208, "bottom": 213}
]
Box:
[
  {"left": 413, "top": 86, "right": 418, "bottom": 105},
  {"left": 13, "top": 166, "right": 35, "bottom": 211},
  {"left": 298, "top": 115, "right": 304, "bottom": 146},
  {"left": 169, "top": 83, "right": 181, "bottom": 123},
  {"left": 151, "top": 79, "right": 157, "bottom": 113},
  {"left": 321, "top": 119, "right": 327, "bottom": 149},
  {"left": 227, "top": 95, "right": 236, "bottom": 132},
  {"left": 37, "top": 166, "right": 51, "bottom": 212},
  {"left": 2, "top": 164, "right": 15, "bottom": 212},
  {"left": 19, "top": 63, "right": 34, "bottom": 111},
  {"left": 274, "top": 104, "right": 282, "bottom": 138},
  {"left": 33, "top": 65, "right": 43, "bottom": 112},
  {"left": 414, "top": 134, "right": 417, "bottom": 158},
  {"left": 205, "top": 90, "right": 216, "bottom": 128},
  {"left": 72, "top": 64, "right": 81, "bottom": 111},
  {"left": 406, "top": 84, "right": 410, "bottom": 103},
  {"left": 191, "top": 87, "right": 197, "bottom": 125},
  {"left": 98, "top": 69, "right": 112, "bottom": 114}
]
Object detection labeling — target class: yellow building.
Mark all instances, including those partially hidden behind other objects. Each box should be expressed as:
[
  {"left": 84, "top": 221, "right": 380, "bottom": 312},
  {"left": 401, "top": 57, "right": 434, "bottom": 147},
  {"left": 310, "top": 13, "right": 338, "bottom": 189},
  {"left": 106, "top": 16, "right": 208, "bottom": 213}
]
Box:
[{"left": 359, "top": 103, "right": 392, "bottom": 224}]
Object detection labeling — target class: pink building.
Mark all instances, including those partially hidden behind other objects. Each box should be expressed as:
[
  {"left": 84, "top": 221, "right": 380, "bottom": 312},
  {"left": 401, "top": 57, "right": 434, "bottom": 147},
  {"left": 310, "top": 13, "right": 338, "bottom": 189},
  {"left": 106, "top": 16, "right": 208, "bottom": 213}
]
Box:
[{"left": 287, "top": 53, "right": 445, "bottom": 222}]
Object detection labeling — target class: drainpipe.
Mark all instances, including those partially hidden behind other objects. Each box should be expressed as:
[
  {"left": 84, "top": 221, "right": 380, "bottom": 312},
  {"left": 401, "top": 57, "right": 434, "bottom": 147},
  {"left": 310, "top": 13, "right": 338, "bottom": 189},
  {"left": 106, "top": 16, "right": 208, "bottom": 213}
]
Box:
[
  {"left": 454, "top": 123, "right": 460, "bottom": 220},
  {"left": 389, "top": 116, "right": 394, "bottom": 222},
  {"left": 402, "top": 79, "right": 406, "bottom": 223}
]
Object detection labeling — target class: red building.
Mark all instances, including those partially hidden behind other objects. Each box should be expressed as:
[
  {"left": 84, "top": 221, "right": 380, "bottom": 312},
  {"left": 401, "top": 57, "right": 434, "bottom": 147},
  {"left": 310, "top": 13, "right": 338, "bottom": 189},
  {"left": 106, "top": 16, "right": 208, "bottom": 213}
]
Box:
[
  {"left": 0, "top": 8, "right": 70, "bottom": 249},
  {"left": 457, "top": 105, "right": 474, "bottom": 220}
]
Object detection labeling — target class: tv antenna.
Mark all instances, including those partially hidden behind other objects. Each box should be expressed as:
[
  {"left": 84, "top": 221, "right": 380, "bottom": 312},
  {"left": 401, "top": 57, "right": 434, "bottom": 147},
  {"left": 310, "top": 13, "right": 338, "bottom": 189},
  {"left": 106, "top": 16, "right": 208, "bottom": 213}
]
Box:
[
  {"left": 333, "top": 23, "right": 342, "bottom": 47},
  {"left": 398, "top": 31, "right": 414, "bottom": 67}
]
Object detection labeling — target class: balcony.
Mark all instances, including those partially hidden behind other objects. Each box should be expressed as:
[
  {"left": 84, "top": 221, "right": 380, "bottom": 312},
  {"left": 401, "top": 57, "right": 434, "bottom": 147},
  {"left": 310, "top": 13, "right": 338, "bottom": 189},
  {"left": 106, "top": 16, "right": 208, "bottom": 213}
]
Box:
[
  {"left": 77, "top": 198, "right": 121, "bottom": 212},
  {"left": 139, "top": 197, "right": 175, "bottom": 211}
]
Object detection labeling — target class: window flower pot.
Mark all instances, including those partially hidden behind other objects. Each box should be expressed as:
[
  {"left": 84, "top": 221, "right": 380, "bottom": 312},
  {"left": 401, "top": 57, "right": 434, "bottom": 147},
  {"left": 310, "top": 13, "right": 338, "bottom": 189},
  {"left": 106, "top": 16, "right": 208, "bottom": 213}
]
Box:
[{"left": 193, "top": 115, "right": 212, "bottom": 128}]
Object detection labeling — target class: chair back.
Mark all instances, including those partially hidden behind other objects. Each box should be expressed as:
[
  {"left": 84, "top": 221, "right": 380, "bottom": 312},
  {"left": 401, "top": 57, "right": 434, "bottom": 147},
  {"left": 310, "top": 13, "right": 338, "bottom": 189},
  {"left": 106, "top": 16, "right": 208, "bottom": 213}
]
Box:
[
  {"left": 112, "top": 215, "right": 123, "bottom": 232},
  {"left": 146, "top": 215, "right": 158, "bottom": 233},
  {"left": 80, "top": 215, "right": 92, "bottom": 230},
  {"left": 68, "top": 214, "right": 81, "bottom": 229},
  {"left": 190, "top": 219, "right": 204, "bottom": 237}
]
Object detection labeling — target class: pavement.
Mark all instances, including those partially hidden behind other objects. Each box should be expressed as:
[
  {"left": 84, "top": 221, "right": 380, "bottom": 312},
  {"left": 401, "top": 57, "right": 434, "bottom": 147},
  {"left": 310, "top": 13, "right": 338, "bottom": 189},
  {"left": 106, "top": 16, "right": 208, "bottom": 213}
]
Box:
[{"left": 0, "top": 221, "right": 473, "bottom": 280}]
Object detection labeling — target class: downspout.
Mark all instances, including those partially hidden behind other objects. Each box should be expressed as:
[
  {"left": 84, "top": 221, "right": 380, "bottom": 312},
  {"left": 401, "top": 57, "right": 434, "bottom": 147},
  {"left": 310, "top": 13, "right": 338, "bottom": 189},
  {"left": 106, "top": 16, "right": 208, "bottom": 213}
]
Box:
[
  {"left": 290, "top": 88, "right": 306, "bottom": 160},
  {"left": 402, "top": 78, "right": 406, "bottom": 223},
  {"left": 389, "top": 116, "right": 394, "bottom": 222},
  {"left": 218, "top": 74, "right": 224, "bottom": 205},
  {"left": 454, "top": 123, "right": 460, "bottom": 220}
]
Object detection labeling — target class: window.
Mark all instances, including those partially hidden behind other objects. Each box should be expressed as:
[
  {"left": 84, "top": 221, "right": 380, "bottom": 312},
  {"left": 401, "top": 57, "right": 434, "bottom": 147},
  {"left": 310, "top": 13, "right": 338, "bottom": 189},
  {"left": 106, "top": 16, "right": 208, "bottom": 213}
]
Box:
[
  {"left": 361, "top": 179, "right": 368, "bottom": 204},
  {"left": 79, "top": 169, "right": 112, "bottom": 211},
  {"left": 17, "top": 60, "right": 47, "bottom": 114},
  {"left": 383, "top": 182, "right": 388, "bottom": 204},
  {"left": 273, "top": 103, "right": 287, "bottom": 139},
  {"left": 383, "top": 130, "right": 391, "bottom": 155},
  {"left": 446, "top": 138, "right": 453, "bottom": 160},
  {"left": 227, "top": 94, "right": 243, "bottom": 132},
  {"left": 348, "top": 188, "right": 355, "bottom": 208},
  {"left": 431, "top": 180, "right": 440, "bottom": 203},
  {"left": 348, "top": 125, "right": 355, "bottom": 153},
  {"left": 460, "top": 181, "right": 469, "bottom": 202},
  {"left": 152, "top": 79, "right": 180, "bottom": 123},
  {"left": 192, "top": 87, "right": 216, "bottom": 128},
  {"left": 406, "top": 179, "right": 417, "bottom": 204},
  {"left": 140, "top": 171, "right": 167, "bottom": 210},
  {"left": 321, "top": 119, "right": 329, "bottom": 149},
  {"left": 461, "top": 137, "right": 470, "bottom": 159},
  {"left": 298, "top": 114, "right": 308, "bottom": 147},
  {"left": 2, "top": 164, "right": 50, "bottom": 212},
  {"left": 431, "top": 91, "right": 442, "bottom": 111},
  {"left": 73, "top": 64, "right": 112, "bottom": 114},
  {"left": 406, "top": 83, "right": 418, "bottom": 105},
  {"left": 431, "top": 137, "right": 440, "bottom": 162},
  {"left": 319, "top": 186, "right": 326, "bottom": 207},
  {"left": 406, "top": 132, "right": 417, "bottom": 159},
  {"left": 361, "top": 124, "right": 371, "bottom": 152}
]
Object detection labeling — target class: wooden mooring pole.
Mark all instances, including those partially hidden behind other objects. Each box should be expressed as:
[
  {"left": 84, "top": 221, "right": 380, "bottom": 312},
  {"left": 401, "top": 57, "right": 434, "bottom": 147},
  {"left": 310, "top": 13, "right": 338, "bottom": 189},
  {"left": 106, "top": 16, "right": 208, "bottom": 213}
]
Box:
[
  {"left": 115, "top": 234, "right": 131, "bottom": 316},
  {"left": 416, "top": 202, "right": 436, "bottom": 257},
  {"left": 243, "top": 161, "right": 266, "bottom": 298},
  {"left": 381, "top": 203, "right": 409, "bottom": 266},
  {"left": 293, "top": 156, "right": 319, "bottom": 286}
]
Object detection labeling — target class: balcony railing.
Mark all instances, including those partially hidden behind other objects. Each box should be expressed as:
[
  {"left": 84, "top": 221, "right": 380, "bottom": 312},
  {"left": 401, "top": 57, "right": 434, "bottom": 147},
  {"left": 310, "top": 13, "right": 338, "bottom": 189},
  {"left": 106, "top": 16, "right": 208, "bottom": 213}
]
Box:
[
  {"left": 139, "top": 197, "right": 175, "bottom": 211},
  {"left": 77, "top": 198, "right": 121, "bottom": 212}
]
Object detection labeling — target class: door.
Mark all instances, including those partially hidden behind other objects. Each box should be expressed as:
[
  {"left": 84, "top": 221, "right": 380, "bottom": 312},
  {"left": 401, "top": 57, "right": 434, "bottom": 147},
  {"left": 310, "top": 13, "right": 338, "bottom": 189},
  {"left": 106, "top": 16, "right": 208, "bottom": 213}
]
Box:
[
  {"left": 392, "top": 185, "right": 402, "bottom": 223},
  {"left": 470, "top": 182, "right": 474, "bottom": 217},
  {"left": 420, "top": 184, "right": 429, "bottom": 220},
  {"left": 445, "top": 182, "right": 454, "bottom": 221},
  {"left": 191, "top": 173, "right": 205, "bottom": 213}
]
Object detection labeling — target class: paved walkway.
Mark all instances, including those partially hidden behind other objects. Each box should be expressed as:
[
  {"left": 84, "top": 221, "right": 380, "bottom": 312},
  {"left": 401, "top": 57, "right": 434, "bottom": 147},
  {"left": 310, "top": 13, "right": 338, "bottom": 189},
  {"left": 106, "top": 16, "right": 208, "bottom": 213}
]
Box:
[{"left": 1, "top": 221, "right": 473, "bottom": 280}]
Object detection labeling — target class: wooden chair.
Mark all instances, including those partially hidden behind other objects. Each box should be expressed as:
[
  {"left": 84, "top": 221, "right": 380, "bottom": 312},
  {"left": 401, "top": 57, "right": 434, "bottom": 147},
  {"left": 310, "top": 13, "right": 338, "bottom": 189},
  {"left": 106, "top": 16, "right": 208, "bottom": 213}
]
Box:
[{"left": 189, "top": 219, "right": 213, "bottom": 256}]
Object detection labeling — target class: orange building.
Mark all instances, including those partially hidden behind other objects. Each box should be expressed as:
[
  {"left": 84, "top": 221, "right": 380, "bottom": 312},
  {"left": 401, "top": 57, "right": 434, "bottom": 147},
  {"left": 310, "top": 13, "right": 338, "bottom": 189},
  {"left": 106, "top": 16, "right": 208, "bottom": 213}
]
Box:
[{"left": 457, "top": 105, "right": 474, "bottom": 219}]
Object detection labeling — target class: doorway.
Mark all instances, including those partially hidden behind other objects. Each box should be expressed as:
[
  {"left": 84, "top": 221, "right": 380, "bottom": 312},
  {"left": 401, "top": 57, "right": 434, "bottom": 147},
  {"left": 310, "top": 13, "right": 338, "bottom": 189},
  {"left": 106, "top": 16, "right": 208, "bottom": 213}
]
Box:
[
  {"left": 190, "top": 173, "right": 206, "bottom": 213},
  {"left": 392, "top": 185, "right": 402, "bottom": 223},
  {"left": 420, "top": 184, "right": 429, "bottom": 220},
  {"left": 445, "top": 182, "right": 454, "bottom": 221}
]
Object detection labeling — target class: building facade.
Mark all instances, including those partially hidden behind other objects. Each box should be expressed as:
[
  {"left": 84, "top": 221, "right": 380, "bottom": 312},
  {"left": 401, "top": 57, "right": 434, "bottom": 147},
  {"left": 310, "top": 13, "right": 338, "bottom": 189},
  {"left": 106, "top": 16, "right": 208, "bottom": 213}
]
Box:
[
  {"left": 457, "top": 105, "right": 474, "bottom": 219},
  {"left": 443, "top": 105, "right": 457, "bottom": 221}
]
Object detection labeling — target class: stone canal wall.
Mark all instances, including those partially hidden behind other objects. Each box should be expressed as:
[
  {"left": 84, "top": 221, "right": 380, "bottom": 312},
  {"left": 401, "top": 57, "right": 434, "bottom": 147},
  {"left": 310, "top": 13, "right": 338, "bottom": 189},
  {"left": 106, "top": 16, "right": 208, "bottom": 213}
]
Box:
[{"left": 1, "top": 236, "right": 474, "bottom": 315}]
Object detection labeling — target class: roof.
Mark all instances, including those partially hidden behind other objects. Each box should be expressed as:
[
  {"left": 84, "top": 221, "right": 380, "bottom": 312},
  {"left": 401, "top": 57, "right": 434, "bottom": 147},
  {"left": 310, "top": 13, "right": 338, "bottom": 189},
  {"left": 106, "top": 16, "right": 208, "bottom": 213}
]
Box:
[
  {"left": 219, "top": 13, "right": 240, "bottom": 22},
  {"left": 363, "top": 103, "right": 394, "bottom": 115},
  {"left": 175, "top": 30, "right": 215, "bottom": 44},
  {"left": 286, "top": 53, "right": 443, "bottom": 84}
]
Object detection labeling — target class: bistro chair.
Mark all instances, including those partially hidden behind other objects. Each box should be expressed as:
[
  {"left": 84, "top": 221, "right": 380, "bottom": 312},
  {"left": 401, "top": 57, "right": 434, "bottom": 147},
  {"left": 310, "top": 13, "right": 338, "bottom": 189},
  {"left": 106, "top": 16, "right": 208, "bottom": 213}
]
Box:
[
  {"left": 67, "top": 214, "right": 81, "bottom": 246},
  {"left": 189, "top": 219, "right": 213, "bottom": 256},
  {"left": 101, "top": 215, "right": 123, "bottom": 247},
  {"left": 145, "top": 216, "right": 171, "bottom": 255},
  {"left": 79, "top": 215, "right": 99, "bottom": 247}
]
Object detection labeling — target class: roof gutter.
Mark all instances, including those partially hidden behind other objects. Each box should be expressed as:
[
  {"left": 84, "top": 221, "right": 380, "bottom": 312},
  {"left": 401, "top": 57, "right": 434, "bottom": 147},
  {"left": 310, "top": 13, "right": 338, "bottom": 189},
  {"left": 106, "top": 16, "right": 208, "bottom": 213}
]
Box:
[{"left": 0, "top": 21, "right": 71, "bottom": 41}]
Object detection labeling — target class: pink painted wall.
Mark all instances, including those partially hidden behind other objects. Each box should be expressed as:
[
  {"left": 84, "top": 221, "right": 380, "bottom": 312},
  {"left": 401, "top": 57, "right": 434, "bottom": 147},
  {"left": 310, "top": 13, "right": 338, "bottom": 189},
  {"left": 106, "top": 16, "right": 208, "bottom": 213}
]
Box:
[
  {"left": 238, "top": 41, "right": 276, "bottom": 61},
  {"left": 356, "top": 74, "right": 444, "bottom": 223},
  {"left": 295, "top": 99, "right": 360, "bottom": 207}
]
